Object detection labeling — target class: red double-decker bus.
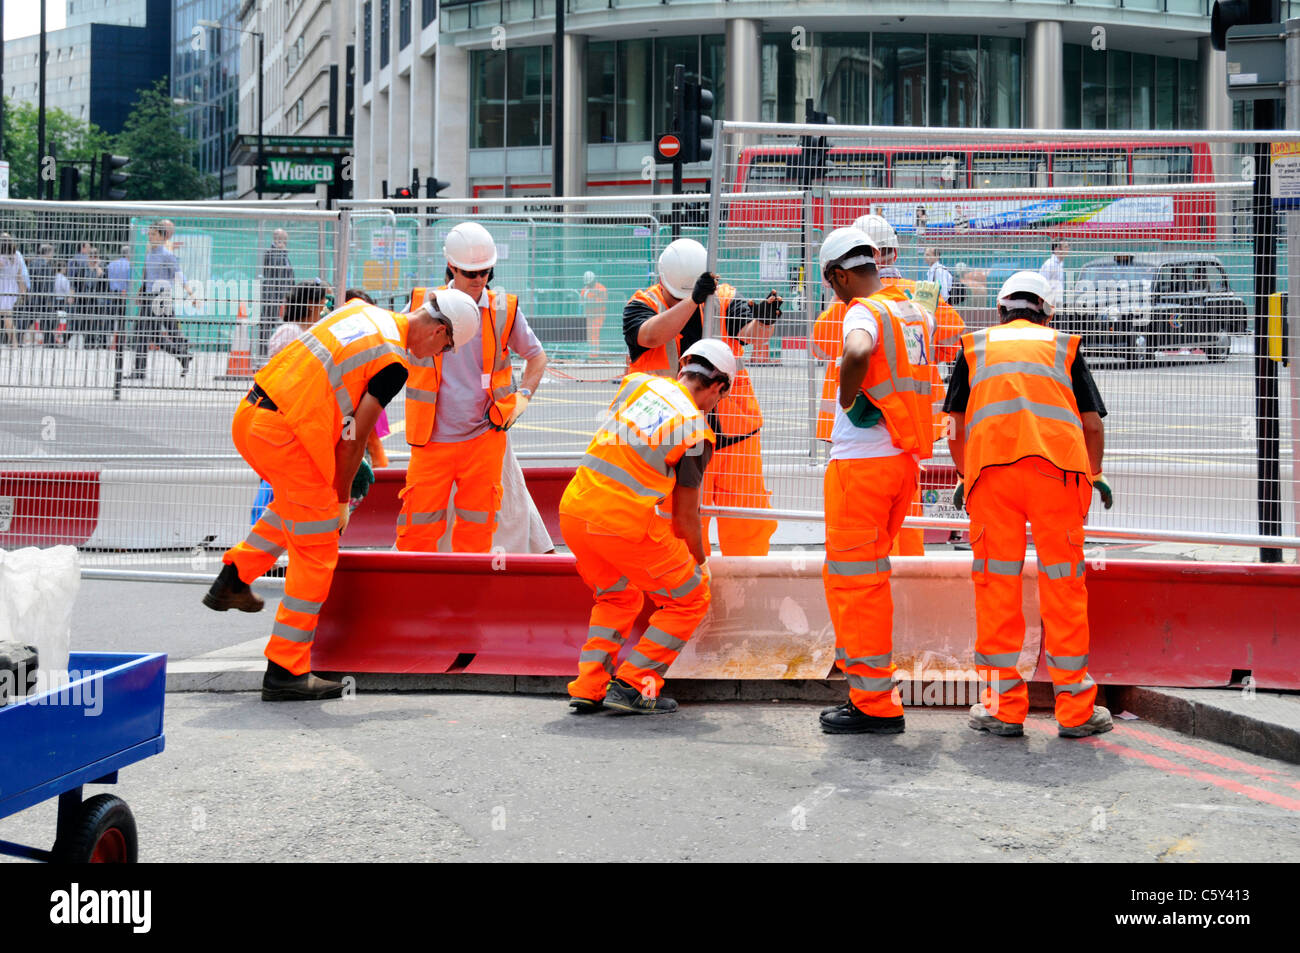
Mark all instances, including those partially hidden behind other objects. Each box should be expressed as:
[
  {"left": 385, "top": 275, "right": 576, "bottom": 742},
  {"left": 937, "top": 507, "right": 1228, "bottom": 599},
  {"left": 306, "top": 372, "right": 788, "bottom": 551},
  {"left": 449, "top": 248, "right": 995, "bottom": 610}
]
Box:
[{"left": 728, "top": 140, "right": 1217, "bottom": 241}]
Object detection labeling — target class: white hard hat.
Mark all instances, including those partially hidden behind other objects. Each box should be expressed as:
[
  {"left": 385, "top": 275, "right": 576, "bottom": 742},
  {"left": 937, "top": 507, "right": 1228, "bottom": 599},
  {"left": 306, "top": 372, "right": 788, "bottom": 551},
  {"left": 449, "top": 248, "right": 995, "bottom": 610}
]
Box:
[
  {"left": 443, "top": 222, "right": 497, "bottom": 271},
  {"left": 658, "top": 238, "right": 708, "bottom": 299},
  {"left": 819, "top": 226, "right": 878, "bottom": 277},
  {"left": 583, "top": 270, "right": 595, "bottom": 286},
  {"left": 852, "top": 213, "right": 899, "bottom": 251},
  {"left": 425, "top": 287, "right": 481, "bottom": 350},
  {"left": 680, "top": 338, "right": 738, "bottom": 384},
  {"left": 997, "top": 271, "right": 1055, "bottom": 316}
]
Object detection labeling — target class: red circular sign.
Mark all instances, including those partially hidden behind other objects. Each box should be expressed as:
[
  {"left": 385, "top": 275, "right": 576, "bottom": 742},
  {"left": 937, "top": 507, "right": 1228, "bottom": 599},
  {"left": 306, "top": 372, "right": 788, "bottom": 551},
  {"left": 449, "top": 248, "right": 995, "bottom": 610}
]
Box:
[{"left": 658, "top": 135, "right": 681, "bottom": 158}]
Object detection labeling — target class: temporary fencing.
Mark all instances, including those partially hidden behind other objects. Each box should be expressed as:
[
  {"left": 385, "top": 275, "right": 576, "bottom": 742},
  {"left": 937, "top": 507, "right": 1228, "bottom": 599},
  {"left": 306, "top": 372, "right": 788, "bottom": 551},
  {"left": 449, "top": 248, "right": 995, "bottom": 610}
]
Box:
[{"left": 2, "top": 122, "right": 1300, "bottom": 567}]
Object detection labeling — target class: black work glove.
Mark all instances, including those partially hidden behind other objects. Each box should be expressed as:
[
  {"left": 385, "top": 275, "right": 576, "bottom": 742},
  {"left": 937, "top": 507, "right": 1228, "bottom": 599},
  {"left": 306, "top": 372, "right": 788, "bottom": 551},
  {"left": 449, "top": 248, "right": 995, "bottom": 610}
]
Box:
[
  {"left": 691, "top": 272, "right": 718, "bottom": 305},
  {"left": 750, "top": 290, "right": 783, "bottom": 325}
]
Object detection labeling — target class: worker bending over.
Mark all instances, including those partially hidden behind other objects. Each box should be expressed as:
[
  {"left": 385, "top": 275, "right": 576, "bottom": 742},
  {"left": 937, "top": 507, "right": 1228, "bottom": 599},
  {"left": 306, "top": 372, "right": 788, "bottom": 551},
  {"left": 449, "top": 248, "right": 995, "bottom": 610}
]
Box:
[
  {"left": 397, "top": 222, "right": 549, "bottom": 553},
  {"left": 946, "top": 271, "right": 1114, "bottom": 738},
  {"left": 624, "top": 238, "right": 777, "bottom": 554},
  {"left": 203, "top": 289, "right": 480, "bottom": 701},
  {"left": 561, "top": 339, "right": 735, "bottom": 715},
  {"left": 817, "top": 227, "right": 934, "bottom": 735}
]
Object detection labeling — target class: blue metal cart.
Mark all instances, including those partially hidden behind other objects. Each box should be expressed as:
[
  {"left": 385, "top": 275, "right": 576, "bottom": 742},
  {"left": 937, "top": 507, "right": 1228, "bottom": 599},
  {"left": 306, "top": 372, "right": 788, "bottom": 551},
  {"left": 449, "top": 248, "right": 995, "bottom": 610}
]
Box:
[{"left": 0, "top": 652, "right": 166, "bottom": 862}]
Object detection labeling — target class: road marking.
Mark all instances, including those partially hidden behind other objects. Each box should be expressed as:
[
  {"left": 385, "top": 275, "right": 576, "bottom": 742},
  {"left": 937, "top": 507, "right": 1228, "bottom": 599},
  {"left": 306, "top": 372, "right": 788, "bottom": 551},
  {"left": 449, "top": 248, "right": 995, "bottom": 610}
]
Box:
[{"left": 1115, "top": 725, "right": 1292, "bottom": 786}]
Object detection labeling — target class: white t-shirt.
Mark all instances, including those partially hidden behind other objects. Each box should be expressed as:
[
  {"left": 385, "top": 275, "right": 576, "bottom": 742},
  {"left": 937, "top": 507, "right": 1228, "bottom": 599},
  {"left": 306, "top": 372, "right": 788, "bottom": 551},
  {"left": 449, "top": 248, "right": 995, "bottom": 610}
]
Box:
[
  {"left": 829, "top": 299, "right": 935, "bottom": 462},
  {"left": 268, "top": 322, "right": 304, "bottom": 358}
]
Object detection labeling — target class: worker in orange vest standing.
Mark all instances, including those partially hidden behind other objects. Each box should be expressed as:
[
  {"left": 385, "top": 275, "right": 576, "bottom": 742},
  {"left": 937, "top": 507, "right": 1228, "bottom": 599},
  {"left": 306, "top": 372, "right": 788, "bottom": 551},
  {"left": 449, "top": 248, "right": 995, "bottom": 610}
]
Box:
[
  {"left": 816, "top": 227, "right": 935, "bottom": 734},
  {"left": 562, "top": 339, "right": 735, "bottom": 714},
  {"left": 396, "top": 222, "right": 549, "bottom": 553},
  {"left": 580, "top": 270, "right": 608, "bottom": 353},
  {"left": 203, "top": 289, "right": 481, "bottom": 700},
  {"left": 946, "top": 271, "right": 1114, "bottom": 738},
  {"left": 624, "top": 238, "right": 777, "bottom": 554}
]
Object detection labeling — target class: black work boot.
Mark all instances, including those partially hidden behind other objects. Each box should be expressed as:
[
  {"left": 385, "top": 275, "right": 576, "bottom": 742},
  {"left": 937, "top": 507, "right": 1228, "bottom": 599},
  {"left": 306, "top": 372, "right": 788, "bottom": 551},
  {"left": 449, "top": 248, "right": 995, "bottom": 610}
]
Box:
[
  {"left": 568, "top": 695, "right": 604, "bottom": 714},
  {"left": 603, "top": 677, "right": 678, "bottom": 715},
  {"left": 819, "top": 699, "right": 905, "bottom": 734},
  {"left": 261, "top": 661, "right": 345, "bottom": 702},
  {"left": 202, "top": 562, "right": 264, "bottom": 613}
]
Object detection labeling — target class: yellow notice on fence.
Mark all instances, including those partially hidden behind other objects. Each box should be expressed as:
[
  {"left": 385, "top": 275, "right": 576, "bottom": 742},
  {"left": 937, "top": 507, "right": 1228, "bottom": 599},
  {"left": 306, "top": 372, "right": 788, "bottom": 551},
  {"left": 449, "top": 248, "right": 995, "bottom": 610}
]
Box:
[{"left": 1270, "top": 142, "right": 1300, "bottom": 207}]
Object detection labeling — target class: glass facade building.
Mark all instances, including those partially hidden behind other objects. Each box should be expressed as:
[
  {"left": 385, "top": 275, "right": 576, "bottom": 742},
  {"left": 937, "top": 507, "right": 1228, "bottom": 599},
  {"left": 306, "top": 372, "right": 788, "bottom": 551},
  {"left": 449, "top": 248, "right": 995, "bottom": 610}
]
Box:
[{"left": 172, "top": 0, "right": 240, "bottom": 196}]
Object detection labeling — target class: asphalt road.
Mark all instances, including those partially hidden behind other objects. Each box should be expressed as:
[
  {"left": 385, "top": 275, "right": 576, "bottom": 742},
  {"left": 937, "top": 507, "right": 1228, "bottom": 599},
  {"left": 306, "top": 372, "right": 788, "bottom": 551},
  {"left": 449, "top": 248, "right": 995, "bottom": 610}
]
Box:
[{"left": 2, "top": 690, "right": 1297, "bottom": 862}]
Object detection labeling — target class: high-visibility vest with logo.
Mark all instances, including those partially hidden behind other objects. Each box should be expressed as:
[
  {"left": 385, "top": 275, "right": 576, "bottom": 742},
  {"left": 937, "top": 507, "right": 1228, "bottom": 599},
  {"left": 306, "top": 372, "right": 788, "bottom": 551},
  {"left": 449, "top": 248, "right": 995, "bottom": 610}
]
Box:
[
  {"left": 713, "top": 282, "right": 763, "bottom": 440},
  {"left": 814, "top": 300, "right": 848, "bottom": 441},
  {"left": 961, "top": 319, "right": 1092, "bottom": 496},
  {"left": 882, "top": 276, "right": 966, "bottom": 440},
  {"left": 560, "top": 372, "right": 716, "bottom": 541},
  {"left": 628, "top": 282, "right": 715, "bottom": 377},
  {"left": 256, "top": 301, "right": 409, "bottom": 485},
  {"left": 848, "top": 294, "right": 935, "bottom": 460},
  {"left": 404, "top": 285, "right": 520, "bottom": 446}
]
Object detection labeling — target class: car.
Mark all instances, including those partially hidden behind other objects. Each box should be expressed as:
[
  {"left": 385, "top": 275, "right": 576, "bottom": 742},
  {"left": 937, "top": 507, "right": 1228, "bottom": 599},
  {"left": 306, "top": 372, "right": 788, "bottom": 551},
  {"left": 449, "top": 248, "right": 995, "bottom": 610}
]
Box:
[{"left": 1053, "top": 253, "right": 1248, "bottom": 365}]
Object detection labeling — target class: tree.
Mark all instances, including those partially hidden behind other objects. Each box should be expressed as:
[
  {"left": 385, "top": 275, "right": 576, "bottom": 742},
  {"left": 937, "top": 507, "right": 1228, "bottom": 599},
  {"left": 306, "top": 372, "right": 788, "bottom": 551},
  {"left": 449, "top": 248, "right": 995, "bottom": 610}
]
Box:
[
  {"left": 112, "top": 80, "right": 217, "bottom": 201},
  {"left": 1, "top": 98, "right": 113, "bottom": 199}
]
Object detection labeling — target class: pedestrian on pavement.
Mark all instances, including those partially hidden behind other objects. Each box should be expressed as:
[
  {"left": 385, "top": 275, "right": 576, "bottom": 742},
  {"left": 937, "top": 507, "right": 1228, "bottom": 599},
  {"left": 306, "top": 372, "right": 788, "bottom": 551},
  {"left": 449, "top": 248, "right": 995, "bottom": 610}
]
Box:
[
  {"left": 0, "top": 233, "right": 28, "bottom": 347},
  {"left": 579, "top": 270, "right": 607, "bottom": 353},
  {"left": 71, "top": 244, "right": 109, "bottom": 348},
  {"left": 395, "top": 222, "right": 549, "bottom": 554},
  {"left": 204, "top": 288, "right": 481, "bottom": 701},
  {"left": 106, "top": 245, "right": 133, "bottom": 348},
  {"left": 562, "top": 338, "right": 733, "bottom": 715},
  {"left": 817, "top": 227, "right": 935, "bottom": 736},
  {"left": 1039, "top": 240, "right": 1069, "bottom": 310},
  {"left": 128, "top": 220, "right": 194, "bottom": 380},
  {"left": 924, "top": 246, "right": 954, "bottom": 300},
  {"left": 267, "top": 280, "right": 330, "bottom": 359},
  {"left": 24, "top": 244, "right": 56, "bottom": 346},
  {"left": 52, "top": 260, "right": 73, "bottom": 346},
  {"left": 945, "top": 270, "right": 1114, "bottom": 739},
  {"left": 258, "top": 228, "right": 296, "bottom": 362}
]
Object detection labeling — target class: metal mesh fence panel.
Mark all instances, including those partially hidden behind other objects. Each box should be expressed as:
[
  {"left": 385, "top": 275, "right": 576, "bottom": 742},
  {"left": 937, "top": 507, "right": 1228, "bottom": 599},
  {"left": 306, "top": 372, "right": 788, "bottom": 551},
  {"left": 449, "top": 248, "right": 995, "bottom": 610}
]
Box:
[{"left": 707, "top": 124, "right": 1300, "bottom": 556}]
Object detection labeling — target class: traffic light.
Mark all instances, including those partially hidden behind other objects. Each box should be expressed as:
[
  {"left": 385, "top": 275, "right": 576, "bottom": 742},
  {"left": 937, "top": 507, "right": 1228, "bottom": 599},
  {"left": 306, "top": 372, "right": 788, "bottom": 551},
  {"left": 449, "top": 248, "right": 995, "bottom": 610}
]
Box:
[
  {"left": 58, "top": 165, "right": 81, "bottom": 202},
  {"left": 426, "top": 177, "right": 451, "bottom": 198},
  {"left": 681, "top": 81, "right": 714, "bottom": 165},
  {"left": 1211, "top": 0, "right": 1281, "bottom": 50},
  {"left": 391, "top": 185, "right": 415, "bottom": 215},
  {"left": 98, "top": 153, "right": 130, "bottom": 200},
  {"left": 792, "top": 99, "right": 834, "bottom": 187}
]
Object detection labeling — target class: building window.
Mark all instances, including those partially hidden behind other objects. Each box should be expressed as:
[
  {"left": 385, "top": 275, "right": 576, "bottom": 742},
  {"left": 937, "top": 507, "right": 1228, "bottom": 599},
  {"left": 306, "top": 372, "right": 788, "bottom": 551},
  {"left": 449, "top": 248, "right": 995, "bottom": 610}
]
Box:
[
  {"left": 873, "top": 33, "right": 926, "bottom": 126},
  {"left": 380, "top": 0, "right": 390, "bottom": 68},
  {"left": 506, "top": 46, "right": 545, "bottom": 147},
  {"left": 471, "top": 49, "right": 505, "bottom": 148},
  {"left": 363, "top": 1, "right": 372, "bottom": 82},
  {"left": 929, "top": 36, "right": 976, "bottom": 128},
  {"left": 422, "top": 0, "right": 436, "bottom": 28},
  {"left": 979, "top": 37, "right": 1021, "bottom": 127},
  {"left": 295, "top": 97, "right": 305, "bottom": 123},
  {"left": 1064, "top": 43, "right": 1200, "bottom": 129},
  {"left": 400, "top": 0, "right": 411, "bottom": 48},
  {"left": 587, "top": 40, "right": 616, "bottom": 144},
  {"left": 619, "top": 39, "right": 653, "bottom": 143}
]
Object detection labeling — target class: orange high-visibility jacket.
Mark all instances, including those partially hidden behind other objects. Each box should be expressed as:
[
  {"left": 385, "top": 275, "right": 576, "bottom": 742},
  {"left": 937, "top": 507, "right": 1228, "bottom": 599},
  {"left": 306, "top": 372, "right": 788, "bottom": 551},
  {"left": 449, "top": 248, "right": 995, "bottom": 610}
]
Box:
[
  {"left": 256, "top": 300, "right": 409, "bottom": 485},
  {"left": 814, "top": 300, "right": 848, "bottom": 441},
  {"left": 883, "top": 276, "right": 965, "bottom": 440},
  {"left": 561, "top": 372, "right": 716, "bottom": 541},
  {"left": 404, "top": 285, "right": 520, "bottom": 446},
  {"left": 847, "top": 294, "right": 935, "bottom": 460},
  {"left": 627, "top": 283, "right": 734, "bottom": 377},
  {"left": 961, "top": 318, "right": 1092, "bottom": 497},
  {"left": 713, "top": 282, "right": 762, "bottom": 439}
]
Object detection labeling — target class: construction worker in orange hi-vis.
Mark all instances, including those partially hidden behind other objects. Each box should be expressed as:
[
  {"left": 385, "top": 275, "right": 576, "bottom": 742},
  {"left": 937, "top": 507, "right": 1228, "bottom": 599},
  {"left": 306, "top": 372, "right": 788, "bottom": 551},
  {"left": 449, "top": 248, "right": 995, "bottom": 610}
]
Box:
[
  {"left": 816, "top": 227, "right": 935, "bottom": 735},
  {"left": 396, "top": 222, "right": 550, "bottom": 554},
  {"left": 562, "top": 338, "right": 736, "bottom": 715},
  {"left": 623, "top": 238, "right": 777, "bottom": 555},
  {"left": 203, "top": 288, "right": 481, "bottom": 701},
  {"left": 946, "top": 271, "right": 1115, "bottom": 739},
  {"left": 580, "top": 270, "right": 608, "bottom": 352}
]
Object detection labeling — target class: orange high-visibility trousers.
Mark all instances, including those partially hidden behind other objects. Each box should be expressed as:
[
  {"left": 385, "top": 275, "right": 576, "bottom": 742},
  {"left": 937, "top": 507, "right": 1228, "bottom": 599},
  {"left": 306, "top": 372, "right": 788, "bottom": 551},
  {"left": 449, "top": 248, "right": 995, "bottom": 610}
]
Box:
[
  {"left": 823, "top": 454, "right": 918, "bottom": 717},
  {"left": 562, "top": 514, "right": 711, "bottom": 701},
  {"left": 223, "top": 400, "right": 341, "bottom": 676},
  {"left": 890, "top": 485, "right": 925, "bottom": 556},
  {"left": 700, "top": 433, "right": 778, "bottom": 556},
  {"left": 397, "top": 428, "right": 507, "bottom": 553},
  {"left": 966, "top": 457, "right": 1096, "bottom": 727}
]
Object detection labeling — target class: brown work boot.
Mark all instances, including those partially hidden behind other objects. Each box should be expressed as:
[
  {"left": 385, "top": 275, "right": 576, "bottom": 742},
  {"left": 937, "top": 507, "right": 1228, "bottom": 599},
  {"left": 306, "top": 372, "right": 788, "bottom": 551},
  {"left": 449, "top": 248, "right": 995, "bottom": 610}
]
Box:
[
  {"left": 1059, "top": 705, "right": 1114, "bottom": 738},
  {"left": 202, "top": 562, "right": 264, "bottom": 613},
  {"left": 261, "top": 661, "right": 345, "bottom": 702}
]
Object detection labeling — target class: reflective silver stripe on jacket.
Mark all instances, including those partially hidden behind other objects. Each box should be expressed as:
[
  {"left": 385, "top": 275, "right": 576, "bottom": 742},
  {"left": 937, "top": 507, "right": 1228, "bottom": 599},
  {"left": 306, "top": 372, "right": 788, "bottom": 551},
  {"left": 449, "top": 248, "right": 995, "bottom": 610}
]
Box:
[
  {"left": 865, "top": 298, "right": 931, "bottom": 405},
  {"left": 580, "top": 453, "right": 664, "bottom": 499},
  {"left": 406, "top": 386, "right": 438, "bottom": 405},
  {"left": 965, "top": 397, "right": 1083, "bottom": 437},
  {"left": 299, "top": 324, "right": 402, "bottom": 422},
  {"left": 969, "top": 327, "right": 1071, "bottom": 382}
]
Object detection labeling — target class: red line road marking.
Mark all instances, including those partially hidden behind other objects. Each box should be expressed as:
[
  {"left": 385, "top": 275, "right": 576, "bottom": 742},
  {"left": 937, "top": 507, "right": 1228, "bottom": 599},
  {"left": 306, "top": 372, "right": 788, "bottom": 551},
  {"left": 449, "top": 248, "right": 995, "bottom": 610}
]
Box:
[{"left": 1115, "top": 725, "right": 1292, "bottom": 786}]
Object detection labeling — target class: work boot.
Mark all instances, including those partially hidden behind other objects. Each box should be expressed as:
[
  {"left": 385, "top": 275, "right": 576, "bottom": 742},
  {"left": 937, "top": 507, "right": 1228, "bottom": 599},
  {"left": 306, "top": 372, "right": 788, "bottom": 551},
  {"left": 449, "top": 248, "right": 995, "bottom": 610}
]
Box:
[
  {"left": 1058, "top": 705, "right": 1114, "bottom": 738},
  {"left": 603, "top": 678, "right": 678, "bottom": 715},
  {"left": 819, "top": 700, "right": 904, "bottom": 734},
  {"left": 202, "top": 562, "right": 264, "bottom": 613},
  {"left": 968, "top": 703, "right": 1024, "bottom": 737},
  {"left": 568, "top": 695, "right": 604, "bottom": 715},
  {"left": 261, "top": 661, "right": 344, "bottom": 702}
]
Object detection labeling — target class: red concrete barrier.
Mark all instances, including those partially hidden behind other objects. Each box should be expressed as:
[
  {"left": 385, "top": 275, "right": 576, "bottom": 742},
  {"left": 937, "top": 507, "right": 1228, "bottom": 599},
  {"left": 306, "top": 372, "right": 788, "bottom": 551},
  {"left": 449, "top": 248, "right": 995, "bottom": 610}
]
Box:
[{"left": 0, "top": 470, "right": 99, "bottom": 549}]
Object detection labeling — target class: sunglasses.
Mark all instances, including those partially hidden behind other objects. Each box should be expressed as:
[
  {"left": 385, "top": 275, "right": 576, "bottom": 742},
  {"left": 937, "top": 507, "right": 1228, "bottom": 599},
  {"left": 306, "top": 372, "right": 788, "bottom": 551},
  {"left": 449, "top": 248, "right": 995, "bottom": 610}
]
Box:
[{"left": 455, "top": 267, "right": 491, "bottom": 280}]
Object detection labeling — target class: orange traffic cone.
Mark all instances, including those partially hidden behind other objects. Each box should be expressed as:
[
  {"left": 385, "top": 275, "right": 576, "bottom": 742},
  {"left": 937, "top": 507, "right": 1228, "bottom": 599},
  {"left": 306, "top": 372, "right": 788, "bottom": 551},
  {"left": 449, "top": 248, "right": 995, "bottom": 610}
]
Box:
[{"left": 216, "top": 303, "right": 254, "bottom": 381}]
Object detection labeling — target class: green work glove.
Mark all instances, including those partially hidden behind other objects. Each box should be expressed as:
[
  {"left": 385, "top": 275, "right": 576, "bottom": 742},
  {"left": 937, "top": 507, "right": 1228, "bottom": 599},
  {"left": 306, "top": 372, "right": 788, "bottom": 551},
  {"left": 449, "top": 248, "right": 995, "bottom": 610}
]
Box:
[
  {"left": 952, "top": 479, "right": 965, "bottom": 511},
  {"left": 1093, "top": 472, "right": 1113, "bottom": 510},
  {"left": 350, "top": 457, "right": 375, "bottom": 505},
  {"left": 844, "top": 392, "right": 883, "bottom": 429}
]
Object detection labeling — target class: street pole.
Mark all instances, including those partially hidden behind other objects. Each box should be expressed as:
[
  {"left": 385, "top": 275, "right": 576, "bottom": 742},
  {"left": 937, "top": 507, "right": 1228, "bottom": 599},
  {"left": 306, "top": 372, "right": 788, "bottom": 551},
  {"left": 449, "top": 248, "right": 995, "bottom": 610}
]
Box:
[
  {"left": 1287, "top": 18, "right": 1300, "bottom": 554},
  {"left": 37, "top": 0, "right": 46, "bottom": 199},
  {"left": 1254, "top": 94, "right": 1282, "bottom": 563},
  {"left": 257, "top": 32, "right": 265, "bottom": 201},
  {"left": 671, "top": 64, "right": 684, "bottom": 240},
  {"left": 1, "top": 0, "right": 6, "bottom": 159},
  {"left": 552, "top": 0, "right": 564, "bottom": 198}
]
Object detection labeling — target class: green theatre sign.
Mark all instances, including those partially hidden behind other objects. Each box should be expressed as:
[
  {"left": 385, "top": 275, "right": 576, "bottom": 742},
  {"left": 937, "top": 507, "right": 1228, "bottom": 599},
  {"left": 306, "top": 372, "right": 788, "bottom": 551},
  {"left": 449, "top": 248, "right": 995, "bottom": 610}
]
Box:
[{"left": 265, "top": 157, "right": 336, "bottom": 192}]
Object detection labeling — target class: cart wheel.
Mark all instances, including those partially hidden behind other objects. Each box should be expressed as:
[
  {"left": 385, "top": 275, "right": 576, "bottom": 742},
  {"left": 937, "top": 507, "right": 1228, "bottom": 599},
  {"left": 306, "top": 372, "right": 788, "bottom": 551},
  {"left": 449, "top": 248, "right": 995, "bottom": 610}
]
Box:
[{"left": 52, "top": 794, "right": 138, "bottom": 863}]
